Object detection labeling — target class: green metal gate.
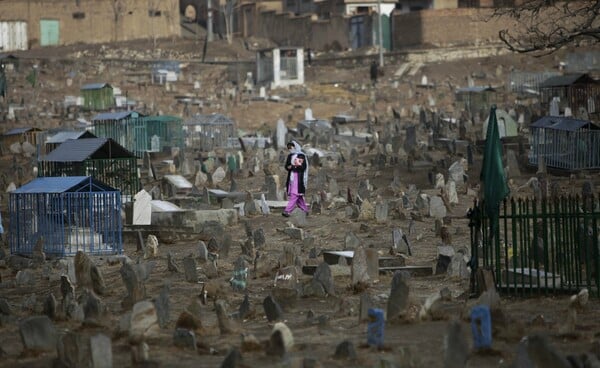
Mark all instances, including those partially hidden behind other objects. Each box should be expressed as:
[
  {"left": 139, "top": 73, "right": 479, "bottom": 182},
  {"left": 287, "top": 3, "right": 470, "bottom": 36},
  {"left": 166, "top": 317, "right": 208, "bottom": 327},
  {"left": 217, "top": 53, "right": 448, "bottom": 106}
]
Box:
[
  {"left": 470, "top": 194, "right": 600, "bottom": 297},
  {"left": 40, "top": 19, "right": 60, "bottom": 46}
]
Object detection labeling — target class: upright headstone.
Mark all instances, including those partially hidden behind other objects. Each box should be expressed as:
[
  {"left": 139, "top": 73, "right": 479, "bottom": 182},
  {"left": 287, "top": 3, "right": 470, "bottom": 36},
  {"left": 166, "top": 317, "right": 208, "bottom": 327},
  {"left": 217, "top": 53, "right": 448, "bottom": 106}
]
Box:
[
  {"left": 276, "top": 119, "right": 287, "bottom": 149},
  {"left": 263, "top": 295, "right": 284, "bottom": 322},
  {"left": 198, "top": 241, "right": 208, "bottom": 262},
  {"left": 182, "top": 255, "right": 198, "bottom": 284},
  {"left": 231, "top": 256, "right": 248, "bottom": 291},
  {"left": 265, "top": 175, "right": 280, "bottom": 201},
  {"left": 375, "top": 201, "right": 389, "bottom": 223},
  {"left": 133, "top": 190, "right": 152, "bottom": 225},
  {"left": 120, "top": 261, "right": 146, "bottom": 309},
  {"left": 392, "top": 228, "right": 409, "bottom": 254},
  {"left": 429, "top": 196, "right": 447, "bottom": 219},
  {"left": 435, "top": 173, "right": 445, "bottom": 189},
  {"left": 446, "top": 180, "right": 459, "bottom": 205},
  {"left": 129, "top": 301, "right": 160, "bottom": 344},
  {"left": 365, "top": 248, "right": 379, "bottom": 281},
  {"left": 310, "top": 262, "right": 335, "bottom": 296},
  {"left": 387, "top": 271, "right": 410, "bottom": 319},
  {"left": 443, "top": 320, "right": 469, "bottom": 368},
  {"left": 155, "top": 283, "right": 170, "bottom": 329},
  {"left": 19, "top": 316, "right": 58, "bottom": 352},
  {"left": 90, "top": 333, "right": 113, "bottom": 368},
  {"left": 344, "top": 232, "right": 361, "bottom": 249},
  {"left": 506, "top": 150, "right": 521, "bottom": 179},
  {"left": 351, "top": 246, "right": 370, "bottom": 286},
  {"left": 549, "top": 97, "right": 560, "bottom": 116},
  {"left": 305, "top": 107, "right": 314, "bottom": 121}
]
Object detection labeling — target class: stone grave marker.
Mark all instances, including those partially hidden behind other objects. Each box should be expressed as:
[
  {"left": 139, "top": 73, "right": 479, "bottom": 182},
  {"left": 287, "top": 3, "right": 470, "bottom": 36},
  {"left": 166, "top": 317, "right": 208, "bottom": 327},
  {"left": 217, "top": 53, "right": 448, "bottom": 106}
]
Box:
[
  {"left": 182, "top": 255, "right": 198, "bottom": 283},
  {"left": 90, "top": 333, "right": 113, "bottom": 368},
  {"left": 263, "top": 295, "right": 284, "bottom": 322},
  {"left": 429, "top": 196, "right": 447, "bottom": 219},
  {"left": 375, "top": 201, "right": 389, "bottom": 223},
  {"left": 276, "top": 119, "right": 287, "bottom": 149},
  {"left": 19, "top": 316, "right": 58, "bottom": 352},
  {"left": 351, "top": 247, "right": 370, "bottom": 286},
  {"left": 154, "top": 283, "right": 170, "bottom": 329},
  {"left": 133, "top": 190, "right": 152, "bottom": 225},
  {"left": 443, "top": 320, "right": 469, "bottom": 368},
  {"left": 198, "top": 241, "right": 208, "bottom": 262},
  {"left": 344, "top": 232, "right": 361, "bottom": 249},
  {"left": 387, "top": 271, "right": 410, "bottom": 319}
]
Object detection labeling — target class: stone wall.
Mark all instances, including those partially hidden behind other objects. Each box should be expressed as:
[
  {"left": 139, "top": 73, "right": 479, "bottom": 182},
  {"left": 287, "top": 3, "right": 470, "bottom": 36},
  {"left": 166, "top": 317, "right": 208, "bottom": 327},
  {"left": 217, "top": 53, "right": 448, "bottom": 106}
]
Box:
[
  {"left": 391, "top": 8, "right": 517, "bottom": 49},
  {"left": 0, "top": 0, "right": 181, "bottom": 48},
  {"left": 256, "top": 11, "right": 352, "bottom": 51}
]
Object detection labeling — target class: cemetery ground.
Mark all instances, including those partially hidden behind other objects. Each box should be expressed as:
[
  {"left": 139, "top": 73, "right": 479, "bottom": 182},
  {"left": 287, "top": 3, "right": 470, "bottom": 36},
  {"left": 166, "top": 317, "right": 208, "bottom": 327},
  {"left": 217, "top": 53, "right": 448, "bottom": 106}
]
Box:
[{"left": 0, "top": 37, "right": 599, "bottom": 367}]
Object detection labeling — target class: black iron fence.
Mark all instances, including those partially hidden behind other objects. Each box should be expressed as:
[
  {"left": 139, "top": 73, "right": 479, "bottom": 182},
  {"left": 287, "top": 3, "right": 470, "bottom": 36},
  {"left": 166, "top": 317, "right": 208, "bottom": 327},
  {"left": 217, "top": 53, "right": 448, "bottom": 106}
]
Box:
[{"left": 471, "top": 194, "right": 600, "bottom": 297}]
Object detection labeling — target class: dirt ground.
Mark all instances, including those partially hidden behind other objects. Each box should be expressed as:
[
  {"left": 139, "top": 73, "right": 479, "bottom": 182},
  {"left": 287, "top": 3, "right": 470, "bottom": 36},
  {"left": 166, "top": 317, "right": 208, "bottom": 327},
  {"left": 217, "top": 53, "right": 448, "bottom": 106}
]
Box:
[{"left": 0, "top": 37, "right": 599, "bottom": 367}]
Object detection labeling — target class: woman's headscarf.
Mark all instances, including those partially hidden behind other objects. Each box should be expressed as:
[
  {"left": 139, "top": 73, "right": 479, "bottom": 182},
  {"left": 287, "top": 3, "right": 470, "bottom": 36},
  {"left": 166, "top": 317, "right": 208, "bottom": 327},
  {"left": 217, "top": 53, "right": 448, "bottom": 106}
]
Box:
[{"left": 288, "top": 140, "right": 308, "bottom": 189}]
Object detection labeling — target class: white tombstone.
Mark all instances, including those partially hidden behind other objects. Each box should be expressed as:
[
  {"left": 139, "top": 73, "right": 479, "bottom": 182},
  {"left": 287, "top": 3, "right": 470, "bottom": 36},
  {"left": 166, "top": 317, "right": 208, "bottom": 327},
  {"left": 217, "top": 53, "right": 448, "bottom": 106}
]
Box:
[
  {"left": 421, "top": 75, "right": 428, "bottom": 85},
  {"left": 550, "top": 97, "right": 560, "bottom": 116},
  {"left": 260, "top": 193, "right": 270, "bottom": 215},
  {"left": 588, "top": 96, "right": 596, "bottom": 114},
  {"left": 259, "top": 86, "right": 266, "bottom": 99},
  {"left": 236, "top": 151, "right": 244, "bottom": 167},
  {"left": 385, "top": 143, "right": 393, "bottom": 154},
  {"left": 564, "top": 107, "right": 572, "bottom": 117},
  {"left": 435, "top": 173, "right": 445, "bottom": 189},
  {"left": 244, "top": 72, "right": 254, "bottom": 92},
  {"left": 212, "top": 167, "right": 226, "bottom": 184},
  {"left": 276, "top": 119, "right": 288, "bottom": 149},
  {"left": 145, "top": 235, "right": 159, "bottom": 258},
  {"left": 448, "top": 160, "right": 466, "bottom": 185},
  {"left": 304, "top": 107, "right": 314, "bottom": 121},
  {"left": 151, "top": 135, "right": 160, "bottom": 152},
  {"left": 133, "top": 190, "right": 152, "bottom": 225},
  {"left": 429, "top": 196, "right": 447, "bottom": 219},
  {"left": 194, "top": 81, "right": 201, "bottom": 90},
  {"left": 195, "top": 170, "right": 208, "bottom": 187},
  {"left": 428, "top": 94, "right": 436, "bottom": 107},
  {"left": 446, "top": 180, "right": 459, "bottom": 205}
]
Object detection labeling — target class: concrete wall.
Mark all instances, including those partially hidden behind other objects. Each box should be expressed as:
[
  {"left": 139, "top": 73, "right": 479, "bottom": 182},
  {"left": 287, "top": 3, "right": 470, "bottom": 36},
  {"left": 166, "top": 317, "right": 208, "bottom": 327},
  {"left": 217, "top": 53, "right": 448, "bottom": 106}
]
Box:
[
  {"left": 391, "top": 8, "right": 515, "bottom": 49},
  {"left": 256, "top": 11, "right": 352, "bottom": 51},
  {"left": 0, "top": 0, "right": 181, "bottom": 48}
]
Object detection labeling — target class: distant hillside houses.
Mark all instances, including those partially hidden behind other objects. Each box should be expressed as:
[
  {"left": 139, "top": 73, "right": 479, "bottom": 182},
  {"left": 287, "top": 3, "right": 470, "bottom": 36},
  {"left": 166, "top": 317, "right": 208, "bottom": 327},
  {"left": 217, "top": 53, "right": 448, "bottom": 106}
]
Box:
[{"left": 0, "top": 0, "right": 180, "bottom": 50}]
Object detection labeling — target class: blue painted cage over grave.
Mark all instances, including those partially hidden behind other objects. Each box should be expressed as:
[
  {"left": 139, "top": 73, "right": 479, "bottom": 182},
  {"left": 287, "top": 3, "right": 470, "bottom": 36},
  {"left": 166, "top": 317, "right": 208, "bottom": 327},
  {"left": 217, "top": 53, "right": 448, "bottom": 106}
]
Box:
[{"left": 9, "top": 176, "right": 122, "bottom": 257}]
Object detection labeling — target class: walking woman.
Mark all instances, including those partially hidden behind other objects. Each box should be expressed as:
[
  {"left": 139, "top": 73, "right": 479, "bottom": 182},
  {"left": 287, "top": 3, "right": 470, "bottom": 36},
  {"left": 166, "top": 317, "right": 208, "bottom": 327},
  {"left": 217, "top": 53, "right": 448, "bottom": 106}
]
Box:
[{"left": 283, "top": 141, "right": 309, "bottom": 217}]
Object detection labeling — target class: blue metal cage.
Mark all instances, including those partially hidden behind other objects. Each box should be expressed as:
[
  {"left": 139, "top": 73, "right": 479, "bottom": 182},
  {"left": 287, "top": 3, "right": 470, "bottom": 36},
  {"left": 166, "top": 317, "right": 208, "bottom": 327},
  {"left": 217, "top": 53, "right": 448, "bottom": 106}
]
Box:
[{"left": 9, "top": 176, "right": 123, "bottom": 256}]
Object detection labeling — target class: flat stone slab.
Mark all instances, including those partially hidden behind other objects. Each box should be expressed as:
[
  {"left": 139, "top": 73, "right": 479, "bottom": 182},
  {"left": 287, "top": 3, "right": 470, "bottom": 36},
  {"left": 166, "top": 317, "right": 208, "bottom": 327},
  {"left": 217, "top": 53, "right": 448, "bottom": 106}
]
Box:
[
  {"left": 378, "top": 265, "right": 433, "bottom": 277},
  {"left": 502, "top": 267, "right": 562, "bottom": 285},
  {"left": 234, "top": 200, "right": 288, "bottom": 209},
  {"left": 322, "top": 251, "right": 406, "bottom": 268},
  {"left": 302, "top": 254, "right": 414, "bottom": 276}
]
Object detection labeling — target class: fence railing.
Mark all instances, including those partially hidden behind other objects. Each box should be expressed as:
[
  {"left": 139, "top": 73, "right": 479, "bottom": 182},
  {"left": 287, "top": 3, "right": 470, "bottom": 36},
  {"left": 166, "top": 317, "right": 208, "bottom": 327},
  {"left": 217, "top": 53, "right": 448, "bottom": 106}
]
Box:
[{"left": 471, "top": 194, "right": 600, "bottom": 297}]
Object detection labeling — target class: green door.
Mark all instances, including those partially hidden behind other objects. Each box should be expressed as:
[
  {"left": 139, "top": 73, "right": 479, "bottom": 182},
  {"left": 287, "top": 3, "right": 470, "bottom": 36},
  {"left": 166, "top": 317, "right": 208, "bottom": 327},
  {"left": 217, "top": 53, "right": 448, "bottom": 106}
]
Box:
[
  {"left": 40, "top": 20, "right": 59, "bottom": 46},
  {"left": 381, "top": 14, "right": 391, "bottom": 51}
]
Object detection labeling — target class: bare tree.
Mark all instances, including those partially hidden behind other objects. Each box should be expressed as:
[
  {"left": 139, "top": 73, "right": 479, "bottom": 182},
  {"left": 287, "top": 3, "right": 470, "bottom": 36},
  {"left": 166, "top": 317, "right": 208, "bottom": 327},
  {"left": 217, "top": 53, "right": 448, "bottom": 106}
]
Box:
[
  {"left": 492, "top": 0, "right": 600, "bottom": 55},
  {"left": 220, "top": 0, "right": 237, "bottom": 44}
]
